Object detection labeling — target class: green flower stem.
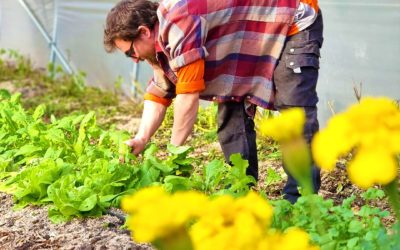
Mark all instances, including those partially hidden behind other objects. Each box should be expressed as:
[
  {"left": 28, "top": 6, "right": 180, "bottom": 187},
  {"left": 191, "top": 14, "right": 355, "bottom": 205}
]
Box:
[
  {"left": 298, "top": 175, "right": 314, "bottom": 196},
  {"left": 383, "top": 177, "right": 400, "bottom": 222},
  {"left": 298, "top": 175, "right": 325, "bottom": 236},
  {"left": 282, "top": 138, "right": 325, "bottom": 236},
  {"left": 154, "top": 229, "right": 193, "bottom": 250}
]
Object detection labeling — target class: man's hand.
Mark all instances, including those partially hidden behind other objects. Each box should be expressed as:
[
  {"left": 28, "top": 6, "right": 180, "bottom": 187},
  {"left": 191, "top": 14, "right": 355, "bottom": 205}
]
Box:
[
  {"left": 119, "top": 100, "right": 167, "bottom": 163},
  {"left": 124, "top": 137, "right": 147, "bottom": 155}
]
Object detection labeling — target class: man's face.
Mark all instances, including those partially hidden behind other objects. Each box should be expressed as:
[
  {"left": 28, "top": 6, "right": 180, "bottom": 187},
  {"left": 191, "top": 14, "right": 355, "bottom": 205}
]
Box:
[{"left": 114, "top": 26, "right": 157, "bottom": 65}]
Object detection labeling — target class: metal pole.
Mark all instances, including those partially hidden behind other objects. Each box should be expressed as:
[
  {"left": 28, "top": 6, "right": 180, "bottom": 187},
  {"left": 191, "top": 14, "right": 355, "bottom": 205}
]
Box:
[
  {"left": 132, "top": 62, "right": 138, "bottom": 97},
  {"left": 18, "top": 0, "right": 73, "bottom": 74},
  {"left": 49, "top": 0, "right": 59, "bottom": 66}
]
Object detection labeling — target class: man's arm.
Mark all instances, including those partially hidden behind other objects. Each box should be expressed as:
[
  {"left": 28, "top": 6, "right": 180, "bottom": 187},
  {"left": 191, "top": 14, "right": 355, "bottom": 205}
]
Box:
[
  {"left": 171, "top": 92, "right": 199, "bottom": 146},
  {"left": 124, "top": 100, "right": 167, "bottom": 154},
  {"left": 171, "top": 59, "right": 205, "bottom": 145}
]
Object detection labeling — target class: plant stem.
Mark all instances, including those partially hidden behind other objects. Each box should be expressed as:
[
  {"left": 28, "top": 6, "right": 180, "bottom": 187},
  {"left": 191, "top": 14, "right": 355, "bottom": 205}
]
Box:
[{"left": 383, "top": 177, "right": 400, "bottom": 222}]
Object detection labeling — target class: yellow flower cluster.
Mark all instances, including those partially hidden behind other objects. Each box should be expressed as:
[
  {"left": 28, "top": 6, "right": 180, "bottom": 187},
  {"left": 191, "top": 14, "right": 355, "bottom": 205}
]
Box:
[
  {"left": 122, "top": 187, "right": 319, "bottom": 250},
  {"left": 312, "top": 97, "right": 400, "bottom": 189},
  {"left": 190, "top": 192, "right": 273, "bottom": 250},
  {"left": 259, "top": 108, "right": 306, "bottom": 143},
  {"left": 121, "top": 186, "right": 207, "bottom": 242},
  {"left": 259, "top": 228, "right": 320, "bottom": 250}
]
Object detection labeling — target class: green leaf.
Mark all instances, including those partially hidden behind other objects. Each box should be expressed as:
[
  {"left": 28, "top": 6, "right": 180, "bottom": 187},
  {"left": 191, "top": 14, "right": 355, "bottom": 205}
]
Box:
[
  {"left": 78, "top": 194, "right": 98, "bottom": 211},
  {"left": 44, "top": 147, "right": 63, "bottom": 159},
  {"left": 348, "top": 220, "right": 363, "bottom": 233},
  {"left": 137, "top": 160, "right": 160, "bottom": 188},
  {"left": 33, "top": 104, "right": 46, "bottom": 120},
  {"left": 14, "top": 144, "right": 42, "bottom": 157},
  {"left": 202, "top": 160, "right": 225, "bottom": 188},
  {"left": 48, "top": 206, "right": 70, "bottom": 224},
  {"left": 265, "top": 167, "right": 282, "bottom": 186},
  {"left": 144, "top": 143, "right": 158, "bottom": 158},
  {"left": 361, "top": 188, "right": 385, "bottom": 201},
  {"left": 10, "top": 93, "right": 21, "bottom": 104},
  {"left": 149, "top": 158, "right": 174, "bottom": 174},
  {"left": 167, "top": 144, "right": 193, "bottom": 155},
  {"left": 359, "top": 206, "right": 373, "bottom": 217},
  {"left": 99, "top": 194, "right": 118, "bottom": 205},
  {"left": 50, "top": 114, "right": 57, "bottom": 124},
  {"left": 347, "top": 237, "right": 359, "bottom": 248},
  {"left": 72, "top": 114, "right": 85, "bottom": 125},
  {"left": 0, "top": 89, "right": 11, "bottom": 99},
  {"left": 229, "top": 153, "right": 248, "bottom": 174},
  {"left": 164, "top": 175, "right": 191, "bottom": 192}
]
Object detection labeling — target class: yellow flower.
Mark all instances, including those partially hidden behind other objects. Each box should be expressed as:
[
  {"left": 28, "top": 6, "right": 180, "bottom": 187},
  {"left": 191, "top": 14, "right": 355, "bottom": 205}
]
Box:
[
  {"left": 311, "top": 96, "right": 400, "bottom": 189},
  {"left": 121, "top": 186, "right": 207, "bottom": 242},
  {"left": 258, "top": 228, "right": 320, "bottom": 250},
  {"left": 347, "top": 146, "right": 398, "bottom": 189},
  {"left": 122, "top": 189, "right": 318, "bottom": 250},
  {"left": 259, "top": 108, "right": 306, "bottom": 143},
  {"left": 121, "top": 186, "right": 166, "bottom": 214},
  {"left": 190, "top": 192, "right": 273, "bottom": 250}
]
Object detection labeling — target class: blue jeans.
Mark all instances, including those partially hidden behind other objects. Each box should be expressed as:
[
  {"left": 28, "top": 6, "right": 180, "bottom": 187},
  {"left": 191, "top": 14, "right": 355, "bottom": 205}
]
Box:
[{"left": 273, "top": 10, "right": 324, "bottom": 203}]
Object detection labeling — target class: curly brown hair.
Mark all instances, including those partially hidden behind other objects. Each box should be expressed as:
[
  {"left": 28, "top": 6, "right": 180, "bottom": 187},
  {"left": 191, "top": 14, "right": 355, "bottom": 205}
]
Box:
[{"left": 103, "top": 0, "right": 159, "bottom": 53}]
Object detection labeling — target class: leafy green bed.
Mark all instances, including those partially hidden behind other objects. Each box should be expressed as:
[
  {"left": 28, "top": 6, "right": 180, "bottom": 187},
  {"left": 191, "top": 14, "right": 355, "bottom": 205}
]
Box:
[{"left": 0, "top": 90, "right": 255, "bottom": 223}]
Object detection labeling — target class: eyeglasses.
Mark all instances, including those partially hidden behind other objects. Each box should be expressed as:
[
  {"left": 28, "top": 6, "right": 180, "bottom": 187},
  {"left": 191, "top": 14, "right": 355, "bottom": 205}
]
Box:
[{"left": 125, "top": 40, "right": 138, "bottom": 59}]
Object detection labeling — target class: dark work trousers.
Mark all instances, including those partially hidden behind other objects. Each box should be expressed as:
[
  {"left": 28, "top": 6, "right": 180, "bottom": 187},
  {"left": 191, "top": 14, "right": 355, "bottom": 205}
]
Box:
[
  {"left": 217, "top": 101, "right": 258, "bottom": 181},
  {"left": 273, "top": 11, "right": 324, "bottom": 204}
]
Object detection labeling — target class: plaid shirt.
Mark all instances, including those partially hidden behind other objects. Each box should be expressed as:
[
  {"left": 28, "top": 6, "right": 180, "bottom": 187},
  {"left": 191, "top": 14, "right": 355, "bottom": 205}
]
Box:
[{"left": 146, "top": 0, "right": 301, "bottom": 110}]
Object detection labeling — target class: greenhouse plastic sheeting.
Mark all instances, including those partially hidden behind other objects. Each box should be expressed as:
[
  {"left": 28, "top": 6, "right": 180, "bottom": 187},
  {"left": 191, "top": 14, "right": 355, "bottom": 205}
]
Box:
[
  {"left": 318, "top": 0, "right": 400, "bottom": 126},
  {"left": 0, "top": 0, "right": 153, "bottom": 98},
  {"left": 0, "top": 0, "right": 399, "bottom": 127}
]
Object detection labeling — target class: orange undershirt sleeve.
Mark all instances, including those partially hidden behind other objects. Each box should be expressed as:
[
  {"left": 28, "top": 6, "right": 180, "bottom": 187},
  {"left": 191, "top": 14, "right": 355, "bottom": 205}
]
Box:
[
  {"left": 143, "top": 93, "right": 173, "bottom": 107},
  {"left": 176, "top": 59, "right": 206, "bottom": 94}
]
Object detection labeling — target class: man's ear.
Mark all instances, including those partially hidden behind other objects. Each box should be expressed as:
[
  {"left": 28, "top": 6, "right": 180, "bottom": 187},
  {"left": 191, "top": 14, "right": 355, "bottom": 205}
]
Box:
[{"left": 138, "top": 26, "right": 152, "bottom": 38}]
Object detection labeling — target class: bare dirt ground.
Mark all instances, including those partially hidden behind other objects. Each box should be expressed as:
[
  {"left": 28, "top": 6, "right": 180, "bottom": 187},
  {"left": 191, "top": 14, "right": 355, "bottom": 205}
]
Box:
[{"left": 0, "top": 192, "right": 152, "bottom": 250}]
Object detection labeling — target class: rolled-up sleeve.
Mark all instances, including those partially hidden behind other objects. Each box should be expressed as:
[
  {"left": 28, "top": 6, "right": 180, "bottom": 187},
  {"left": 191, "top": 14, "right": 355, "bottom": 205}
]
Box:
[
  {"left": 144, "top": 67, "right": 176, "bottom": 107},
  {"left": 143, "top": 92, "right": 173, "bottom": 107},
  {"left": 176, "top": 59, "right": 205, "bottom": 94}
]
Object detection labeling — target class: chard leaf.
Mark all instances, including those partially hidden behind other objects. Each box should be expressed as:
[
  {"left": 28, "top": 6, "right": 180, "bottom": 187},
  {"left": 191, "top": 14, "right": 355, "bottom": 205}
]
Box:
[
  {"left": 144, "top": 143, "right": 158, "bottom": 158},
  {"left": 149, "top": 157, "right": 174, "bottom": 174},
  {"left": 50, "top": 114, "right": 57, "bottom": 124},
  {"left": 203, "top": 160, "right": 224, "bottom": 188},
  {"left": 14, "top": 144, "right": 42, "bottom": 157},
  {"left": 33, "top": 104, "right": 46, "bottom": 120},
  {"left": 137, "top": 160, "right": 160, "bottom": 188},
  {"left": 167, "top": 144, "right": 193, "bottom": 155}
]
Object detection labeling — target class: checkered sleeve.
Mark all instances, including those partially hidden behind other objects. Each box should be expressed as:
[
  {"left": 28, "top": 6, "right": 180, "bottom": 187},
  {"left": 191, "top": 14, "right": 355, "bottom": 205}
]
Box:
[
  {"left": 157, "top": 1, "right": 209, "bottom": 71},
  {"left": 144, "top": 67, "right": 176, "bottom": 106}
]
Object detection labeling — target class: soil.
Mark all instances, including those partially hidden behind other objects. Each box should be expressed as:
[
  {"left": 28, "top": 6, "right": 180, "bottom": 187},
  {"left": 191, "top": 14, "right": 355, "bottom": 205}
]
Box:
[{"left": 0, "top": 193, "right": 152, "bottom": 250}]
